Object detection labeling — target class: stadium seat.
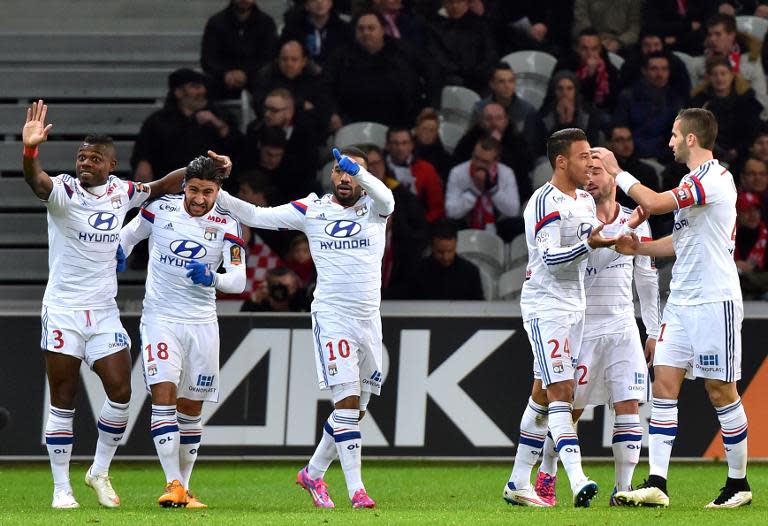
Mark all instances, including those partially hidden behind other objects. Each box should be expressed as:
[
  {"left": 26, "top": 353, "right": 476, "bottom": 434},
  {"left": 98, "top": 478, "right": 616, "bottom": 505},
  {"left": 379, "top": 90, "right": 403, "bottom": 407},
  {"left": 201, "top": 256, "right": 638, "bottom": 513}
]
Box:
[
  {"left": 0, "top": 179, "right": 45, "bottom": 210},
  {"left": 506, "top": 233, "right": 528, "bottom": 269},
  {"left": 334, "top": 122, "right": 388, "bottom": 150},
  {"left": 672, "top": 51, "right": 699, "bottom": 86},
  {"left": 439, "top": 121, "right": 467, "bottom": 154},
  {"left": 0, "top": 68, "right": 168, "bottom": 99},
  {"left": 456, "top": 229, "right": 505, "bottom": 272},
  {"left": 497, "top": 264, "right": 527, "bottom": 300},
  {"left": 736, "top": 15, "right": 768, "bottom": 41},
  {"left": 514, "top": 83, "right": 548, "bottom": 110},
  {"left": 477, "top": 265, "right": 497, "bottom": 300},
  {"left": 608, "top": 52, "right": 625, "bottom": 70},
  {"left": 440, "top": 85, "right": 481, "bottom": 127},
  {"left": 501, "top": 51, "right": 557, "bottom": 110},
  {"left": 638, "top": 157, "right": 666, "bottom": 189},
  {"left": 0, "top": 103, "right": 160, "bottom": 136},
  {"left": 0, "top": 214, "right": 47, "bottom": 246},
  {"left": 0, "top": 141, "right": 133, "bottom": 175},
  {"left": 0, "top": 33, "right": 200, "bottom": 68},
  {"left": 530, "top": 160, "right": 552, "bottom": 191}
]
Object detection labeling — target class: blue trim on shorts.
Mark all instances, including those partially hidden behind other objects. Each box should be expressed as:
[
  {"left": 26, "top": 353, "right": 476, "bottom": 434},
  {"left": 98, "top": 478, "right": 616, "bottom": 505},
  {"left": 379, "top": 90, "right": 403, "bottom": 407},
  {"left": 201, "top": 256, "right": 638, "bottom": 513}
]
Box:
[{"left": 312, "top": 313, "right": 329, "bottom": 387}]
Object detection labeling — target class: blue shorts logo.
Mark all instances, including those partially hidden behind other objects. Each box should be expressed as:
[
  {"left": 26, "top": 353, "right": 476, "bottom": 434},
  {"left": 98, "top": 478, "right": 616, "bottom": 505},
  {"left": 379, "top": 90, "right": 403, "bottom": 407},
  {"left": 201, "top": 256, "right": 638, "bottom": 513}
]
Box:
[
  {"left": 88, "top": 212, "right": 118, "bottom": 231},
  {"left": 325, "top": 220, "right": 362, "bottom": 238},
  {"left": 170, "top": 240, "right": 207, "bottom": 259},
  {"left": 197, "top": 374, "right": 215, "bottom": 387}
]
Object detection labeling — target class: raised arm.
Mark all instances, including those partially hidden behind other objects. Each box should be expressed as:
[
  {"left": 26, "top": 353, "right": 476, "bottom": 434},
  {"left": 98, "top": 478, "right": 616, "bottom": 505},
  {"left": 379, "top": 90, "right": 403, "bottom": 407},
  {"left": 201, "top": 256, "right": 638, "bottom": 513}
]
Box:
[
  {"left": 146, "top": 150, "right": 232, "bottom": 198},
  {"left": 21, "top": 100, "right": 54, "bottom": 200},
  {"left": 591, "top": 147, "right": 679, "bottom": 215}
]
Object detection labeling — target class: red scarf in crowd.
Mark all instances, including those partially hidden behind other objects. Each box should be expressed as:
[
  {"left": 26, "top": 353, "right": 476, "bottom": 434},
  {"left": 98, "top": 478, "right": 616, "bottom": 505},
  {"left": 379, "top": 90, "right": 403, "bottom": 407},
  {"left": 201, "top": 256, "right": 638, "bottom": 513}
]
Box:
[{"left": 577, "top": 57, "right": 610, "bottom": 105}]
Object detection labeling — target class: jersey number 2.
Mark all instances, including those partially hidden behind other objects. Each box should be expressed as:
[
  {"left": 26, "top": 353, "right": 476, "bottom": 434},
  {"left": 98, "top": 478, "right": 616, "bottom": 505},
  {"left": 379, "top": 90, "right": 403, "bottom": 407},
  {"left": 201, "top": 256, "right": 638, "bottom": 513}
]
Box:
[
  {"left": 548, "top": 338, "right": 570, "bottom": 358},
  {"left": 326, "top": 339, "right": 350, "bottom": 361}
]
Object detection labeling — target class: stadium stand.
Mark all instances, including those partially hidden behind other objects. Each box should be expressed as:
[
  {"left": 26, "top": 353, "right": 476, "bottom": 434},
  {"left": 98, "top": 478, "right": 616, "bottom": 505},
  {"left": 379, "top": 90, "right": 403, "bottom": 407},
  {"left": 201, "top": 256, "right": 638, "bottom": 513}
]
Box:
[
  {"left": 439, "top": 85, "right": 481, "bottom": 128},
  {"left": 334, "top": 122, "right": 389, "bottom": 150},
  {"left": 736, "top": 15, "right": 768, "bottom": 42}
]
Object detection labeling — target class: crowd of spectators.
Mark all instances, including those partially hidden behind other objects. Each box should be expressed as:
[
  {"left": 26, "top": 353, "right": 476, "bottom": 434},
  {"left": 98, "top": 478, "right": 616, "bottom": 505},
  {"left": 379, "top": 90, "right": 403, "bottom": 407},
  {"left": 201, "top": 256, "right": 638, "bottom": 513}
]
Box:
[{"left": 128, "top": 0, "right": 768, "bottom": 306}]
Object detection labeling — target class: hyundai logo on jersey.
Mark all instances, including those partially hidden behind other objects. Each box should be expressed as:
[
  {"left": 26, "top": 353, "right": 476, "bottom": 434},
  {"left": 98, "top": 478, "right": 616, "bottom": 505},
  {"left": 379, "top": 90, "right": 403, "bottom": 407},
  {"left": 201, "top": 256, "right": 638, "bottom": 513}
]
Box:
[
  {"left": 577, "top": 222, "right": 593, "bottom": 240},
  {"left": 88, "top": 212, "right": 118, "bottom": 231},
  {"left": 170, "top": 240, "right": 207, "bottom": 259},
  {"left": 325, "top": 220, "right": 362, "bottom": 238}
]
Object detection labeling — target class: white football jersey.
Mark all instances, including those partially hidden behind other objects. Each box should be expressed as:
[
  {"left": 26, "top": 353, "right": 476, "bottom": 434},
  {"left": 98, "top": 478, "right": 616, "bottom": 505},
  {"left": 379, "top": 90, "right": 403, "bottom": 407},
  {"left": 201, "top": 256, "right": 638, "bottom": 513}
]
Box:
[
  {"left": 43, "top": 174, "right": 149, "bottom": 309},
  {"left": 216, "top": 189, "right": 388, "bottom": 320},
  {"left": 583, "top": 205, "right": 660, "bottom": 339},
  {"left": 667, "top": 159, "right": 742, "bottom": 305},
  {"left": 520, "top": 182, "right": 599, "bottom": 321},
  {"left": 120, "top": 195, "right": 245, "bottom": 324}
]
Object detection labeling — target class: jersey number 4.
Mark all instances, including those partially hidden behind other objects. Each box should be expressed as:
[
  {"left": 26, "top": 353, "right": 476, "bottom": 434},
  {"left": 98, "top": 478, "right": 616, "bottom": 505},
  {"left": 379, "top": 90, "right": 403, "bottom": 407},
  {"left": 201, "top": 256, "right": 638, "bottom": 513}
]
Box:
[{"left": 326, "top": 339, "right": 351, "bottom": 361}]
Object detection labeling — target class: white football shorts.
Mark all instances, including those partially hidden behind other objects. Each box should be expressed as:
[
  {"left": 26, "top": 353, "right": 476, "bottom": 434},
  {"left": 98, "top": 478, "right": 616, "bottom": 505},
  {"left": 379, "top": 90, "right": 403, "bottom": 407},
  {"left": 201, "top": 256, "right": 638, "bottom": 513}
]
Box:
[
  {"left": 140, "top": 320, "right": 220, "bottom": 402},
  {"left": 573, "top": 326, "right": 649, "bottom": 409},
  {"left": 41, "top": 305, "right": 131, "bottom": 367},
  {"left": 654, "top": 300, "right": 742, "bottom": 382},
  {"left": 524, "top": 312, "right": 584, "bottom": 388},
  {"left": 311, "top": 310, "right": 383, "bottom": 396}
]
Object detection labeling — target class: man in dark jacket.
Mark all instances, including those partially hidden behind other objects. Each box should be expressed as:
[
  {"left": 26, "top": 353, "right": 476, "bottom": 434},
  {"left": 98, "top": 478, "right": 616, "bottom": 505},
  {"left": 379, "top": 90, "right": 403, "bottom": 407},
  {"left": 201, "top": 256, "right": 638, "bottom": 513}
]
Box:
[
  {"left": 281, "top": 0, "right": 353, "bottom": 70},
  {"left": 426, "top": 0, "right": 497, "bottom": 93},
  {"left": 131, "top": 68, "right": 241, "bottom": 182},
  {"left": 323, "top": 10, "right": 428, "bottom": 127},
  {"left": 201, "top": 0, "right": 278, "bottom": 99},
  {"left": 411, "top": 220, "right": 484, "bottom": 300}
]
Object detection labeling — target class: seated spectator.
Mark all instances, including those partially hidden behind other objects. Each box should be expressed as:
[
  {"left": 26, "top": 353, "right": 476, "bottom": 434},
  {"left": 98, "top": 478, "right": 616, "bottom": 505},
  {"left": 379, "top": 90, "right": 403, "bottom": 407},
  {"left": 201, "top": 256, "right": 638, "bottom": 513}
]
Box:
[
  {"left": 241, "top": 267, "right": 311, "bottom": 311},
  {"left": 605, "top": 124, "right": 670, "bottom": 237},
  {"left": 238, "top": 126, "right": 295, "bottom": 200},
  {"left": 131, "top": 68, "right": 241, "bottom": 182},
  {"left": 572, "top": 0, "right": 642, "bottom": 53},
  {"left": 412, "top": 109, "right": 452, "bottom": 181},
  {"left": 360, "top": 144, "right": 429, "bottom": 299},
  {"left": 284, "top": 233, "right": 316, "bottom": 288},
  {"left": 233, "top": 171, "right": 288, "bottom": 299},
  {"left": 323, "top": 10, "right": 428, "bottom": 127},
  {"left": 748, "top": 128, "right": 768, "bottom": 167},
  {"left": 488, "top": 1, "right": 569, "bottom": 56},
  {"left": 694, "top": 13, "right": 768, "bottom": 115},
  {"left": 385, "top": 127, "right": 445, "bottom": 223},
  {"left": 425, "top": 0, "right": 497, "bottom": 93},
  {"left": 641, "top": 0, "right": 718, "bottom": 56},
  {"left": 555, "top": 27, "right": 621, "bottom": 114},
  {"left": 470, "top": 62, "right": 538, "bottom": 135},
  {"left": 201, "top": 0, "right": 278, "bottom": 99},
  {"left": 613, "top": 51, "right": 684, "bottom": 162},
  {"left": 251, "top": 40, "right": 337, "bottom": 136},
  {"left": 734, "top": 191, "right": 768, "bottom": 299},
  {"left": 738, "top": 157, "right": 768, "bottom": 216},
  {"left": 245, "top": 89, "right": 321, "bottom": 196},
  {"left": 281, "top": 0, "right": 352, "bottom": 71},
  {"left": 618, "top": 31, "right": 692, "bottom": 101},
  {"left": 691, "top": 56, "right": 763, "bottom": 166},
  {"left": 410, "top": 220, "right": 484, "bottom": 300},
  {"left": 372, "top": 0, "right": 428, "bottom": 53},
  {"left": 524, "top": 70, "right": 600, "bottom": 158},
  {"left": 445, "top": 135, "right": 522, "bottom": 241},
  {"left": 453, "top": 102, "right": 534, "bottom": 201}
]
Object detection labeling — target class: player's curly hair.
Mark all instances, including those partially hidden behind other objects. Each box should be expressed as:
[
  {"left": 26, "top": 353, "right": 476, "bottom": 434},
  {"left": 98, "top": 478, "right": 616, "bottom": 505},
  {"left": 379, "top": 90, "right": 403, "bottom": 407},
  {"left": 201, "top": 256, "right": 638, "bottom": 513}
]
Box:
[{"left": 185, "top": 155, "right": 227, "bottom": 185}]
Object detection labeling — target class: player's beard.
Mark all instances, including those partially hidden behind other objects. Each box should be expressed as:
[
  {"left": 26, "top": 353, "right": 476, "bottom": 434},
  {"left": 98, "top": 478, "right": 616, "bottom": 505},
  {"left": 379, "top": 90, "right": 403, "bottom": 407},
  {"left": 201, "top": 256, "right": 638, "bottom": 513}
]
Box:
[{"left": 333, "top": 183, "right": 361, "bottom": 207}]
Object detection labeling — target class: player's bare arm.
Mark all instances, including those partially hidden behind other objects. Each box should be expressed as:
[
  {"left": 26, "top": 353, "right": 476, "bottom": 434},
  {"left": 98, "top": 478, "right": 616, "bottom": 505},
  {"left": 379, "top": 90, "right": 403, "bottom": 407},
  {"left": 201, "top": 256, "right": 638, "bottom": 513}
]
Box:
[
  {"left": 591, "top": 147, "right": 678, "bottom": 215},
  {"left": 21, "top": 99, "right": 54, "bottom": 200},
  {"left": 146, "top": 150, "right": 231, "bottom": 197},
  {"left": 616, "top": 233, "right": 675, "bottom": 257}
]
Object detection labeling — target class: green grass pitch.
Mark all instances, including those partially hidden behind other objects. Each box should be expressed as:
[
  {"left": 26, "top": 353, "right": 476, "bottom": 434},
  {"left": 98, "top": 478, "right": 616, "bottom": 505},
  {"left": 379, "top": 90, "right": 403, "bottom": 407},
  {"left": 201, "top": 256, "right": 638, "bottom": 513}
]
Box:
[{"left": 0, "top": 461, "right": 764, "bottom": 525}]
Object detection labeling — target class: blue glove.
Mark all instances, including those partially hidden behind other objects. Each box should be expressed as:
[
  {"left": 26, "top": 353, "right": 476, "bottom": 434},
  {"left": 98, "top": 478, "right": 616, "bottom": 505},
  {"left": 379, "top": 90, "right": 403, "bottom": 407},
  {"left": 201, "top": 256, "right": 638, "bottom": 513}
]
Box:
[
  {"left": 332, "top": 148, "right": 360, "bottom": 176},
  {"left": 185, "top": 261, "right": 214, "bottom": 287},
  {"left": 115, "top": 245, "right": 126, "bottom": 273}
]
